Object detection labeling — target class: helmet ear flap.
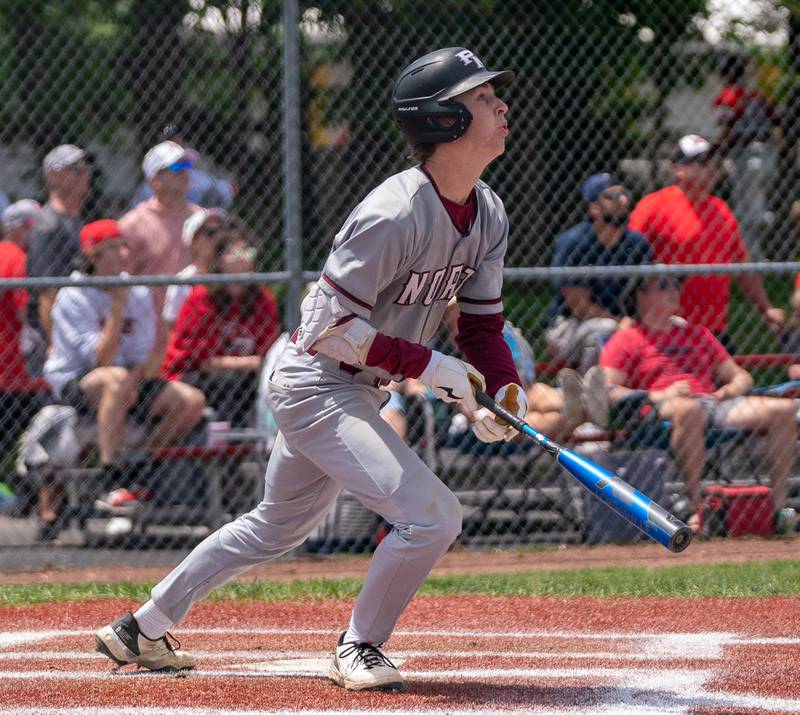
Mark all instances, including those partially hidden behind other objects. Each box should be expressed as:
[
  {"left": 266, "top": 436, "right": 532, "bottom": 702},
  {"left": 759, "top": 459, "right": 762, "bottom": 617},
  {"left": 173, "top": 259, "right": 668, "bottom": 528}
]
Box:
[{"left": 397, "top": 100, "right": 472, "bottom": 144}]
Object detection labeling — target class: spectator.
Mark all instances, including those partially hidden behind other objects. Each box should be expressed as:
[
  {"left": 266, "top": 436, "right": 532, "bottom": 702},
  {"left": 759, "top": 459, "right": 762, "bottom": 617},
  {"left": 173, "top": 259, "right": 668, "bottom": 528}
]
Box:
[
  {"left": 163, "top": 208, "right": 227, "bottom": 333},
  {"left": 43, "top": 220, "right": 205, "bottom": 521},
  {"left": 131, "top": 124, "right": 235, "bottom": 210},
  {"left": 162, "top": 224, "right": 280, "bottom": 427},
  {"left": 713, "top": 54, "right": 780, "bottom": 259},
  {"left": 3, "top": 200, "right": 45, "bottom": 376},
  {"left": 598, "top": 274, "right": 797, "bottom": 533},
  {"left": 545, "top": 173, "right": 652, "bottom": 374},
  {"left": 26, "top": 144, "right": 90, "bottom": 368},
  {"left": 119, "top": 141, "right": 200, "bottom": 373},
  {"left": 0, "top": 201, "right": 44, "bottom": 450},
  {"left": 628, "top": 134, "right": 784, "bottom": 351}
]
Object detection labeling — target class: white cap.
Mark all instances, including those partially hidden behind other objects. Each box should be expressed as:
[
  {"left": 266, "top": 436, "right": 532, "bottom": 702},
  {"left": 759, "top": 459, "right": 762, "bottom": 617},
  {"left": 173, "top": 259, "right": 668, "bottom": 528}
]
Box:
[
  {"left": 181, "top": 208, "right": 228, "bottom": 246},
  {"left": 2, "top": 199, "right": 42, "bottom": 230},
  {"left": 672, "top": 134, "right": 714, "bottom": 163},
  {"left": 43, "top": 144, "right": 86, "bottom": 172},
  {"left": 142, "top": 141, "right": 188, "bottom": 180}
]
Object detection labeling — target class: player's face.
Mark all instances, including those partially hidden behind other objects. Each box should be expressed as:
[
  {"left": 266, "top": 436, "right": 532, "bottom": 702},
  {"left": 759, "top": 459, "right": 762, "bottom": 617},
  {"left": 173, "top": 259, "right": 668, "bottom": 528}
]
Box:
[{"left": 456, "top": 82, "right": 509, "bottom": 159}]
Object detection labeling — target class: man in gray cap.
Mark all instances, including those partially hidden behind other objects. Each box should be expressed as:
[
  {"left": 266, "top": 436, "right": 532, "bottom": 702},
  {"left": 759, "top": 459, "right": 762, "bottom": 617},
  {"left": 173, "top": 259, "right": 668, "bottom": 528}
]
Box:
[{"left": 26, "top": 144, "right": 90, "bottom": 373}]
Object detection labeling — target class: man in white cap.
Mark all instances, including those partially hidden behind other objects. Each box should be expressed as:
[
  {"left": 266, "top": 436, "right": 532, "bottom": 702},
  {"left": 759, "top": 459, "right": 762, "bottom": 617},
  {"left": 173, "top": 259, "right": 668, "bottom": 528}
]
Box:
[
  {"left": 629, "top": 133, "right": 784, "bottom": 351},
  {"left": 26, "top": 145, "right": 90, "bottom": 372},
  {"left": 119, "top": 141, "right": 200, "bottom": 373}
]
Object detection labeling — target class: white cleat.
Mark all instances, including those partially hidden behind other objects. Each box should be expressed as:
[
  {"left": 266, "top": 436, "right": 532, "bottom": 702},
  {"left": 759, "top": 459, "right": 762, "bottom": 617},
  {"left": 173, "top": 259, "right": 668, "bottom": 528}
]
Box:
[
  {"left": 94, "top": 612, "right": 195, "bottom": 671},
  {"left": 328, "top": 631, "right": 404, "bottom": 691}
]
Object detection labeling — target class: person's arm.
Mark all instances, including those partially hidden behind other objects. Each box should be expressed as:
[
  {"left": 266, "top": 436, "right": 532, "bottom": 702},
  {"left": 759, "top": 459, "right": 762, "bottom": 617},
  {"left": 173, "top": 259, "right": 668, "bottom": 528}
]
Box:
[
  {"left": 95, "top": 288, "right": 129, "bottom": 366},
  {"left": 711, "top": 358, "right": 754, "bottom": 400},
  {"left": 561, "top": 285, "right": 615, "bottom": 321},
  {"left": 736, "top": 273, "right": 785, "bottom": 331},
  {"left": 202, "top": 355, "right": 262, "bottom": 372},
  {"left": 37, "top": 289, "right": 57, "bottom": 339}
]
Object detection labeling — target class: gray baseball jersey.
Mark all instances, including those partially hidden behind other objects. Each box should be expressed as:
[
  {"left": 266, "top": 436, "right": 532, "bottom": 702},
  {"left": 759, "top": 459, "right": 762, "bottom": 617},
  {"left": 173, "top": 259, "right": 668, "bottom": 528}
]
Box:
[
  {"left": 147, "top": 165, "right": 511, "bottom": 650},
  {"left": 275, "top": 165, "right": 508, "bottom": 385}
]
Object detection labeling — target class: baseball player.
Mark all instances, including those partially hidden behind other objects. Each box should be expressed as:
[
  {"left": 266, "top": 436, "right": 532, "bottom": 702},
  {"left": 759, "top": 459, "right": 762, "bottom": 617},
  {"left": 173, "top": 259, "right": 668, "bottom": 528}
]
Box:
[{"left": 95, "top": 46, "right": 526, "bottom": 692}]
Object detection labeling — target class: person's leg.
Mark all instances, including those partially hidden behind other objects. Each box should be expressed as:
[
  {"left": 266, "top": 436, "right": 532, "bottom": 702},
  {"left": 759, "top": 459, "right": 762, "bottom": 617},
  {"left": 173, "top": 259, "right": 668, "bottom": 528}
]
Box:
[
  {"left": 717, "top": 396, "right": 797, "bottom": 509},
  {"left": 146, "top": 380, "right": 205, "bottom": 446},
  {"left": 78, "top": 367, "right": 135, "bottom": 465},
  {"left": 656, "top": 397, "right": 708, "bottom": 522},
  {"left": 526, "top": 382, "right": 573, "bottom": 438},
  {"left": 95, "top": 430, "right": 341, "bottom": 670}
]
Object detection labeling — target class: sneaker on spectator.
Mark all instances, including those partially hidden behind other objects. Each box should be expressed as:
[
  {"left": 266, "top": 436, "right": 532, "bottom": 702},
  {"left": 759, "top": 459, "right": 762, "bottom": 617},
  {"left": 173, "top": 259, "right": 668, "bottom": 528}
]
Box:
[
  {"left": 582, "top": 366, "right": 609, "bottom": 429},
  {"left": 95, "top": 486, "right": 153, "bottom": 513},
  {"left": 103, "top": 516, "right": 134, "bottom": 537},
  {"left": 557, "top": 369, "right": 584, "bottom": 432},
  {"left": 776, "top": 507, "right": 798, "bottom": 535}
]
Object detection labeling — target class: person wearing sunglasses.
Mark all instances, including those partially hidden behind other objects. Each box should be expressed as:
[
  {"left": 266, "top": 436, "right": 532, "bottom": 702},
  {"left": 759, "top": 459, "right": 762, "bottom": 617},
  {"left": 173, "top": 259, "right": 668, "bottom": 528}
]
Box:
[
  {"left": 119, "top": 141, "right": 203, "bottom": 376},
  {"left": 628, "top": 134, "right": 784, "bottom": 352},
  {"left": 598, "top": 273, "right": 797, "bottom": 534},
  {"left": 545, "top": 172, "right": 653, "bottom": 428}
]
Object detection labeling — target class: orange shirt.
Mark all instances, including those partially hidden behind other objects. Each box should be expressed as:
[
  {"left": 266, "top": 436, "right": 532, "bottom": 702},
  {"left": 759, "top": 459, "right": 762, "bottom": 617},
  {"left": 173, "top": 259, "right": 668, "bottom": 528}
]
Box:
[{"left": 629, "top": 185, "right": 748, "bottom": 334}]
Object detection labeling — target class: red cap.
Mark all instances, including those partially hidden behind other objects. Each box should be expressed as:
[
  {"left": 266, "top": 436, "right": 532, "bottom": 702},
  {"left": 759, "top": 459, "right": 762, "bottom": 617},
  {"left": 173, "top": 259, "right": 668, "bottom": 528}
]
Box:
[{"left": 80, "top": 219, "right": 124, "bottom": 254}]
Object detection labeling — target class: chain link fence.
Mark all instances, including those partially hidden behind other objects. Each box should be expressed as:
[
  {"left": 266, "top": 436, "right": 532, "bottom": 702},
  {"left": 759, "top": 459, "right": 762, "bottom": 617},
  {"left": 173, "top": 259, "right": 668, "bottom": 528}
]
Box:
[{"left": 1, "top": 0, "right": 800, "bottom": 559}]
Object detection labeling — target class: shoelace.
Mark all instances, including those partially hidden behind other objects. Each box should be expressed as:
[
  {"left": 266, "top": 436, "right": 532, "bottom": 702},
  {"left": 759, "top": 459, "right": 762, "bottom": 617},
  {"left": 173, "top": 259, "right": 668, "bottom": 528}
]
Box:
[
  {"left": 163, "top": 632, "right": 182, "bottom": 653},
  {"left": 339, "top": 642, "right": 396, "bottom": 670}
]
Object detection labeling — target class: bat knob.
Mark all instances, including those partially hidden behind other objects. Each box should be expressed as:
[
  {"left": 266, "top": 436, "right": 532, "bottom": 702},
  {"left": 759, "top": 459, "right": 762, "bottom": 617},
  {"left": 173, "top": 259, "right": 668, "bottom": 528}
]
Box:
[{"left": 668, "top": 526, "right": 693, "bottom": 553}]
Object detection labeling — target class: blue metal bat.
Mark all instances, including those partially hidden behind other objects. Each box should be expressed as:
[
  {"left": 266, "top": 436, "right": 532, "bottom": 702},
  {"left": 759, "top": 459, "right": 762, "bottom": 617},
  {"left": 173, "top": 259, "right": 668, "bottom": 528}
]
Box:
[{"left": 474, "top": 388, "right": 692, "bottom": 553}]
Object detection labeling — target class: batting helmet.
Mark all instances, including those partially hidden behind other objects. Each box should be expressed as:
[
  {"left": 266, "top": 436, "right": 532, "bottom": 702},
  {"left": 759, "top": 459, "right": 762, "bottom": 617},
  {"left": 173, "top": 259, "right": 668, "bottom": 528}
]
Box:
[{"left": 392, "top": 47, "right": 514, "bottom": 145}]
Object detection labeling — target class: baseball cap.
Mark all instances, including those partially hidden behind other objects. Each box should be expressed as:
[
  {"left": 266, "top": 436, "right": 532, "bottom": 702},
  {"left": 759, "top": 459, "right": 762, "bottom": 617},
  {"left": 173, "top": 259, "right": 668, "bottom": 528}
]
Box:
[
  {"left": 671, "top": 134, "right": 716, "bottom": 164},
  {"left": 79, "top": 219, "right": 124, "bottom": 254},
  {"left": 182, "top": 208, "right": 228, "bottom": 246},
  {"left": 2, "top": 199, "right": 41, "bottom": 230},
  {"left": 580, "top": 173, "right": 622, "bottom": 204},
  {"left": 142, "top": 141, "right": 190, "bottom": 180},
  {"left": 43, "top": 144, "right": 86, "bottom": 172}
]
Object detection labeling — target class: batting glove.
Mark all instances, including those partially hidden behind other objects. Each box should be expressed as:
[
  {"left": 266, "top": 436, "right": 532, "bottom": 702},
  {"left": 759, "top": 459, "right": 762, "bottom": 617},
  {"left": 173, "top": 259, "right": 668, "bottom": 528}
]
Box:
[
  {"left": 418, "top": 350, "right": 484, "bottom": 413},
  {"left": 472, "top": 383, "right": 527, "bottom": 443}
]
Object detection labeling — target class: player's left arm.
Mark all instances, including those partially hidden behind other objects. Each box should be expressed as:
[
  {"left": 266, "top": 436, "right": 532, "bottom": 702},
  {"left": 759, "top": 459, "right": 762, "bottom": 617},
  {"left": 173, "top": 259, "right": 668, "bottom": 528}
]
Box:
[{"left": 455, "top": 209, "right": 526, "bottom": 442}]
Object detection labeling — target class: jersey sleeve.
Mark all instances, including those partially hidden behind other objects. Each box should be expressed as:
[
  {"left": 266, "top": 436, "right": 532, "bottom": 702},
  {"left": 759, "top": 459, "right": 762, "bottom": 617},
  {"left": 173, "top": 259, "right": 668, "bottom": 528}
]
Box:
[
  {"left": 457, "top": 208, "right": 508, "bottom": 316},
  {"left": 319, "top": 202, "right": 413, "bottom": 320}
]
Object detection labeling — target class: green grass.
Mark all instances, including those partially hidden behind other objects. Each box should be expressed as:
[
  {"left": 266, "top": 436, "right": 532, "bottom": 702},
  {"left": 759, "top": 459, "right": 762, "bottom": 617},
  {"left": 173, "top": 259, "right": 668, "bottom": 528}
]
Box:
[{"left": 3, "top": 559, "right": 800, "bottom": 606}]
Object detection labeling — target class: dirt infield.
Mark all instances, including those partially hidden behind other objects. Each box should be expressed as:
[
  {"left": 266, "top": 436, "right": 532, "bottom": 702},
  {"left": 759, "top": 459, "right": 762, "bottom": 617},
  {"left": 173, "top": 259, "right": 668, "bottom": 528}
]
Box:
[
  {"left": 1, "top": 595, "right": 799, "bottom": 714},
  {"left": 3, "top": 534, "right": 798, "bottom": 585}
]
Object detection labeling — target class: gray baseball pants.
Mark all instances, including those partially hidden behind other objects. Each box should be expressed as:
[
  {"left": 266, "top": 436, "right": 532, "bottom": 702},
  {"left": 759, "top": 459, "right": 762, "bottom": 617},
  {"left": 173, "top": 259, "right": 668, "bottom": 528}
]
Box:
[{"left": 151, "top": 375, "right": 462, "bottom": 645}]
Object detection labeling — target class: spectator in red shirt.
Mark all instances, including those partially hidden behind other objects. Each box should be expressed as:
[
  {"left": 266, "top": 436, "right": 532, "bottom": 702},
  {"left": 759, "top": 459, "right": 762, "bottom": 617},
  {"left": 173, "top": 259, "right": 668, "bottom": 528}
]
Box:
[
  {"left": 163, "top": 223, "right": 281, "bottom": 427},
  {"left": 628, "top": 134, "right": 784, "bottom": 351},
  {"left": 0, "top": 200, "right": 45, "bottom": 452},
  {"left": 598, "top": 274, "right": 796, "bottom": 532}
]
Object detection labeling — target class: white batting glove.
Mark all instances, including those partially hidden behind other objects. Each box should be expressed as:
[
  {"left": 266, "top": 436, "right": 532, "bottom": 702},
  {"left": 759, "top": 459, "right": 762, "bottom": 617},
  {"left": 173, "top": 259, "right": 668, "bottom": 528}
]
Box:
[
  {"left": 473, "top": 383, "right": 527, "bottom": 443},
  {"left": 418, "top": 350, "right": 484, "bottom": 413},
  {"left": 311, "top": 315, "right": 377, "bottom": 366}
]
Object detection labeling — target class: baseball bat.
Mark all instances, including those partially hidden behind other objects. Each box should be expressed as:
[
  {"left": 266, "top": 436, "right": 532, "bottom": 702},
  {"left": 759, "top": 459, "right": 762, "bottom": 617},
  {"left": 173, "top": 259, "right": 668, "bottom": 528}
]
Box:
[{"left": 473, "top": 387, "right": 692, "bottom": 553}]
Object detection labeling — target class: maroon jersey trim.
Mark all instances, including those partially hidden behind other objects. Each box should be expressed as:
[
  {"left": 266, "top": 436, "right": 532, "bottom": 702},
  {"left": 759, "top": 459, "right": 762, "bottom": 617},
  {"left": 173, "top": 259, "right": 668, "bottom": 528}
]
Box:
[{"left": 322, "top": 274, "right": 373, "bottom": 310}]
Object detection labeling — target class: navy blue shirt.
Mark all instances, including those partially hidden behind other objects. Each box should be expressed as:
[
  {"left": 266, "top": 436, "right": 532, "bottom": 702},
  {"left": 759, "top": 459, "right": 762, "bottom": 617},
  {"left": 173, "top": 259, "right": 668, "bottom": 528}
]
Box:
[{"left": 549, "top": 222, "right": 652, "bottom": 322}]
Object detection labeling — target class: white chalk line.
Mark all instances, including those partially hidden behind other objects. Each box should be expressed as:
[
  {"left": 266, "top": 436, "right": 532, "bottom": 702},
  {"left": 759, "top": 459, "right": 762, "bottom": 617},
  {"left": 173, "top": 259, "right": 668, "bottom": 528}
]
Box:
[{"left": 1, "top": 626, "right": 799, "bottom": 714}]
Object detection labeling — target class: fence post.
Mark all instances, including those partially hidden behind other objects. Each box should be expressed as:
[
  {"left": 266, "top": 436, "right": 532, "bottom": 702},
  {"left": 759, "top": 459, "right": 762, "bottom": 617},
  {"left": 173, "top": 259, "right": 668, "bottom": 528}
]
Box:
[{"left": 282, "top": 0, "right": 302, "bottom": 330}]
